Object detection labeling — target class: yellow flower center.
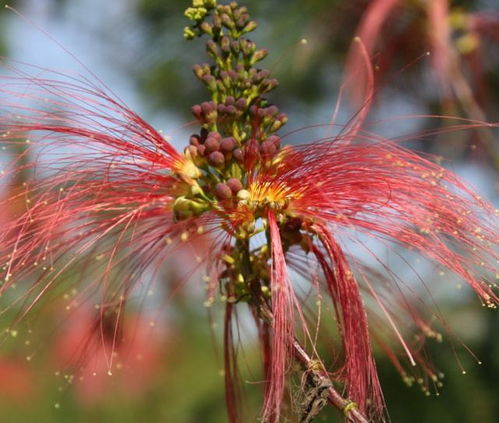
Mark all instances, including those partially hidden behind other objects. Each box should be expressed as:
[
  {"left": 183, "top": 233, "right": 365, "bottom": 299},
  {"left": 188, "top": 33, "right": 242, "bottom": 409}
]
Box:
[{"left": 247, "top": 180, "right": 297, "bottom": 210}]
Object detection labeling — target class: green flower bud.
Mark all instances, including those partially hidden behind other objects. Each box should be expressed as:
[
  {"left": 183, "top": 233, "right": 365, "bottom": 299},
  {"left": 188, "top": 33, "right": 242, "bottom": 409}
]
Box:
[
  {"left": 173, "top": 197, "right": 208, "bottom": 221},
  {"left": 192, "top": 64, "right": 205, "bottom": 79},
  {"left": 202, "top": 74, "right": 217, "bottom": 91},
  {"left": 242, "top": 21, "right": 257, "bottom": 34},
  {"left": 185, "top": 7, "right": 207, "bottom": 21},
  {"left": 221, "top": 13, "right": 235, "bottom": 30},
  {"left": 220, "top": 36, "right": 231, "bottom": 53},
  {"left": 230, "top": 40, "right": 240, "bottom": 54},
  {"left": 183, "top": 26, "right": 196, "bottom": 40},
  {"left": 251, "top": 49, "right": 268, "bottom": 65},
  {"left": 212, "top": 14, "right": 222, "bottom": 29},
  {"left": 200, "top": 21, "right": 213, "bottom": 36},
  {"left": 202, "top": 0, "right": 216, "bottom": 8},
  {"left": 206, "top": 40, "right": 221, "bottom": 58},
  {"left": 269, "top": 120, "right": 283, "bottom": 132}
]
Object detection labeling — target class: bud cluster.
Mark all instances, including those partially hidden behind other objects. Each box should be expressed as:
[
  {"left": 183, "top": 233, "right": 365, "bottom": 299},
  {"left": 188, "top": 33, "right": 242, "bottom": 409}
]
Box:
[
  {"left": 184, "top": 0, "right": 287, "bottom": 146},
  {"left": 173, "top": 0, "right": 290, "bottom": 224}
]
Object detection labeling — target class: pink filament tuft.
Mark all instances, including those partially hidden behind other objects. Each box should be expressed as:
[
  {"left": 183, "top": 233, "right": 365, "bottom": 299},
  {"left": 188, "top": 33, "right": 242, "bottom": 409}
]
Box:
[
  {"left": 262, "top": 211, "right": 295, "bottom": 423},
  {"left": 313, "top": 223, "right": 384, "bottom": 417}
]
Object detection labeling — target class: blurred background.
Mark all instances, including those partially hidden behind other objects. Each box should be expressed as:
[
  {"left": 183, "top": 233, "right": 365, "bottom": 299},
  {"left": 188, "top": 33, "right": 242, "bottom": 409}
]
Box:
[{"left": 0, "top": 0, "right": 498, "bottom": 422}]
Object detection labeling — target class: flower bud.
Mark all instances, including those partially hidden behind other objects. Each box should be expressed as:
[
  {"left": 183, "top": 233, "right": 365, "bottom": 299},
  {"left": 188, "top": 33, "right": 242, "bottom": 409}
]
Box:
[
  {"left": 230, "top": 41, "right": 240, "bottom": 54},
  {"left": 203, "top": 0, "right": 216, "bottom": 8},
  {"left": 267, "top": 105, "right": 278, "bottom": 116},
  {"left": 236, "top": 17, "right": 247, "bottom": 29},
  {"left": 225, "top": 105, "right": 237, "bottom": 115},
  {"left": 215, "top": 183, "right": 232, "bottom": 200},
  {"left": 233, "top": 6, "right": 242, "bottom": 20},
  {"left": 233, "top": 148, "right": 244, "bottom": 163},
  {"left": 200, "top": 21, "right": 213, "bottom": 36},
  {"left": 260, "top": 140, "right": 277, "bottom": 159},
  {"left": 202, "top": 74, "right": 217, "bottom": 91},
  {"left": 201, "top": 101, "right": 217, "bottom": 121},
  {"left": 212, "top": 14, "right": 222, "bottom": 29},
  {"left": 219, "top": 71, "right": 231, "bottom": 88},
  {"left": 191, "top": 104, "right": 203, "bottom": 120},
  {"left": 216, "top": 80, "right": 226, "bottom": 93},
  {"left": 192, "top": 64, "right": 205, "bottom": 79},
  {"left": 267, "top": 135, "right": 281, "bottom": 150},
  {"left": 189, "top": 134, "right": 201, "bottom": 146},
  {"left": 270, "top": 120, "right": 283, "bottom": 132},
  {"left": 234, "top": 63, "right": 245, "bottom": 73},
  {"left": 220, "top": 137, "right": 236, "bottom": 153},
  {"left": 221, "top": 36, "right": 231, "bottom": 53},
  {"left": 183, "top": 26, "right": 196, "bottom": 40},
  {"left": 207, "top": 151, "right": 225, "bottom": 167},
  {"left": 173, "top": 197, "right": 207, "bottom": 221},
  {"left": 243, "top": 21, "right": 257, "bottom": 33},
  {"left": 208, "top": 131, "right": 221, "bottom": 141},
  {"left": 277, "top": 112, "right": 288, "bottom": 124},
  {"left": 235, "top": 98, "right": 247, "bottom": 110},
  {"left": 227, "top": 178, "right": 243, "bottom": 194},
  {"left": 251, "top": 49, "right": 268, "bottom": 65},
  {"left": 256, "top": 70, "right": 270, "bottom": 83},
  {"left": 173, "top": 197, "right": 193, "bottom": 220},
  {"left": 205, "top": 136, "right": 220, "bottom": 153},
  {"left": 206, "top": 40, "right": 220, "bottom": 58},
  {"left": 185, "top": 7, "right": 207, "bottom": 21},
  {"left": 260, "top": 78, "right": 278, "bottom": 94},
  {"left": 197, "top": 144, "right": 206, "bottom": 156},
  {"left": 221, "top": 13, "right": 235, "bottom": 29},
  {"left": 239, "top": 39, "right": 251, "bottom": 56}
]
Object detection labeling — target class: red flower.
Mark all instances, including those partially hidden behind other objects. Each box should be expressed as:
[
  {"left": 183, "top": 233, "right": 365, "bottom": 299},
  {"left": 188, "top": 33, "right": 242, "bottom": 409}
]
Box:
[
  {"left": 0, "top": 358, "right": 34, "bottom": 403},
  {"left": 54, "top": 306, "right": 165, "bottom": 404},
  {"left": 345, "top": 0, "right": 499, "bottom": 123}
]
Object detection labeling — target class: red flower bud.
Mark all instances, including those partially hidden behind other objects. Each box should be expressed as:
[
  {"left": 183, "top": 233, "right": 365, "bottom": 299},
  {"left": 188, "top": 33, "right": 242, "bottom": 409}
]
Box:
[
  {"left": 189, "top": 134, "right": 201, "bottom": 146},
  {"left": 215, "top": 183, "right": 233, "bottom": 200},
  {"left": 233, "top": 148, "right": 244, "bottom": 162},
  {"left": 220, "top": 137, "right": 237, "bottom": 153},
  {"left": 205, "top": 136, "right": 220, "bottom": 153},
  {"left": 207, "top": 151, "right": 225, "bottom": 167},
  {"left": 227, "top": 178, "right": 243, "bottom": 194}
]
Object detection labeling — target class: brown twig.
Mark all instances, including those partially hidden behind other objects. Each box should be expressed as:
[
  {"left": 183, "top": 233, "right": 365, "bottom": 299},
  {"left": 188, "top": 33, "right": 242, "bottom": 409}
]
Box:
[{"left": 292, "top": 340, "right": 369, "bottom": 423}]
